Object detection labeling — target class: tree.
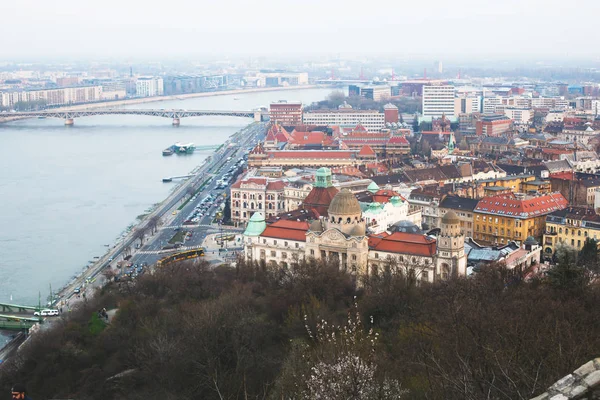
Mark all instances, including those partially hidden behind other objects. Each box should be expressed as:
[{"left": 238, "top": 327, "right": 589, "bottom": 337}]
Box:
[
  {"left": 277, "top": 303, "right": 407, "bottom": 399},
  {"left": 578, "top": 237, "right": 599, "bottom": 271},
  {"left": 412, "top": 116, "right": 420, "bottom": 133},
  {"left": 185, "top": 185, "right": 196, "bottom": 199},
  {"left": 327, "top": 91, "right": 346, "bottom": 108},
  {"left": 547, "top": 246, "right": 589, "bottom": 292},
  {"left": 148, "top": 215, "right": 162, "bottom": 235},
  {"left": 222, "top": 197, "right": 231, "bottom": 223}
]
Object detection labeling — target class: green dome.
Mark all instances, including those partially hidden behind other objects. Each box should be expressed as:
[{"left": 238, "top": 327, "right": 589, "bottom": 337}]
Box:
[
  {"left": 244, "top": 212, "right": 267, "bottom": 237},
  {"left": 367, "top": 181, "right": 380, "bottom": 194},
  {"left": 390, "top": 196, "right": 403, "bottom": 206}
]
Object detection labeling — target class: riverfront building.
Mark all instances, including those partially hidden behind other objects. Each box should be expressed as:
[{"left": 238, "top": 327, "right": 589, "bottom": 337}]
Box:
[
  {"left": 0, "top": 85, "right": 103, "bottom": 108},
  {"left": 135, "top": 77, "right": 164, "bottom": 97}
]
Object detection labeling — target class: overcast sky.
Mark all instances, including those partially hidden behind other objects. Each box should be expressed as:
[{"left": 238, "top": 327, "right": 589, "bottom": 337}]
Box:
[{"left": 1, "top": 0, "right": 597, "bottom": 61}]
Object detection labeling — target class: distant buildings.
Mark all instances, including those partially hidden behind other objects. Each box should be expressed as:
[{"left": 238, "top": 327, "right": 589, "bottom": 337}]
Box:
[
  {"left": 360, "top": 86, "right": 391, "bottom": 101},
  {"left": 422, "top": 85, "right": 456, "bottom": 118},
  {"left": 1, "top": 85, "right": 103, "bottom": 108},
  {"left": 135, "top": 77, "right": 164, "bottom": 97}
]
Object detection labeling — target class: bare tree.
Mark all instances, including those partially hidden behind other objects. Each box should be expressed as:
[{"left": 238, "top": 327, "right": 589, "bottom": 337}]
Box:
[{"left": 148, "top": 215, "right": 162, "bottom": 235}]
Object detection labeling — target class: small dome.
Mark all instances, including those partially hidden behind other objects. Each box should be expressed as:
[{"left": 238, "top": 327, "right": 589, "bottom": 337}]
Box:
[
  {"left": 350, "top": 224, "right": 366, "bottom": 236},
  {"left": 309, "top": 219, "right": 323, "bottom": 232},
  {"left": 316, "top": 167, "right": 331, "bottom": 177},
  {"left": 389, "top": 220, "right": 422, "bottom": 234},
  {"left": 524, "top": 236, "right": 538, "bottom": 246},
  {"left": 367, "top": 181, "right": 380, "bottom": 194},
  {"left": 442, "top": 211, "right": 460, "bottom": 225},
  {"left": 244, "top": 212, "right": 266, "bottom": 237},
  {"left": 328, "top": 189, "right": 362, "bottom": 216},
  {"left": 390, "top": 196, "right": 403, "bottom": 205}
]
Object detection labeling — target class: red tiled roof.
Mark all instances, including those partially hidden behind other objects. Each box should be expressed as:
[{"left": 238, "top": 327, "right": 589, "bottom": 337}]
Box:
[
  {"left": 289, "top": 131, "right": 332, "bottom": 146},
  {"left": 474, "top": 192, "right": 568, "bottom": 219},
  {"left": 268, "top": 151, "right": 356, "bottom": 159},
  {"left": 373, "top": 189, "right": 400, "bottom": 203},
  {"left": 388, "top": 136, "right": 409, "bottom": 145},
  {"left": 261, "top": 219, "right": 309, "bottom": 242},
  {"left": 550, "top": 171, "right": 574, "bottom": 180},
  {"left": 354, "top": 123, "right": 368, "bottom": 132},
  {"left": 358, "top": 145, "right": 376, "bottom": 156},
  {"left": 369, "top": 232, "right": 437, "bottom": 257},
  {"left": 231, "top": 177, "right": 267, "bottom": 189},
  {"left": 542, "top": 148, "right": 572, "bottom": 155},
  {"left": 302, "top": 186, "right": 339, "bottom": 216},
  {"left": 267, "top": 181, "right": 286, "bottom": 190}
]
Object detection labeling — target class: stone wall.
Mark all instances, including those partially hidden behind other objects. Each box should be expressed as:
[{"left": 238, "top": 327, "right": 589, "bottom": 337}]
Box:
[{"left": 531, "top": 358, "right": 600, "bottom": 399}]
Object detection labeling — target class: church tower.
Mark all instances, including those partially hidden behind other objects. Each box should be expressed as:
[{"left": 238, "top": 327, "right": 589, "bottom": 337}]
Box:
[{"left": 435, "top": 211, "right": 466, "bottom": 280}]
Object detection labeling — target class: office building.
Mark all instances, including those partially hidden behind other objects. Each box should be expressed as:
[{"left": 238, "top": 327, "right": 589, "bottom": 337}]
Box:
[
  {"left": 360, "top": 86, "right": 391, "bottom": 101},
  {"left": 135, "top": 77, "right": 164, "bottom": 97},
  {"left": 302, "top": 108, "right": 385, "bottom": 132},
  {"left": 422, "top": 85, "right": 456, "bottom": 118}
]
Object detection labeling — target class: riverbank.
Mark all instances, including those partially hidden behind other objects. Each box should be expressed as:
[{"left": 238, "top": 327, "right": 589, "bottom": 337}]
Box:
[{"left": 0, "top": 85, "right": 327, "bottom": 122}]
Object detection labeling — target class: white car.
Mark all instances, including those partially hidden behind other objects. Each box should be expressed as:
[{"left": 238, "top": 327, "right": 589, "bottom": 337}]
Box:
[{"left": 34, "top": 309, "right": 59, "bottom": 317}]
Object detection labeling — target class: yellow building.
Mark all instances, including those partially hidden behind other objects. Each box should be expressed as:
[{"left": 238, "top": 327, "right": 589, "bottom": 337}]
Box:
[
  {"left": 473, "top": 192, "right": 568, "bottom": 245},
  {"left": 542, "top": 207, "right": 600, "bottom": 259},
  {"left": 479, "top": 174, "right": 537, "bottom": 193}
]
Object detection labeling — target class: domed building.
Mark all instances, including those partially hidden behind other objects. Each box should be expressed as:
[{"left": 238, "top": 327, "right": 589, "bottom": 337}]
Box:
[
  {"left": 306, "top": 189, "right": 369, "bottom": 273},
  {"left": 301, "top": 167, "right": 339, "bottom": 216},
  {"left": 243, "top": 172, "right": 465, "bottom": 282}
]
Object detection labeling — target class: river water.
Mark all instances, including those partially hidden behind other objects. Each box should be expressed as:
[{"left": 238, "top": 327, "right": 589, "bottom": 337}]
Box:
[{"left": 0, "top": 87, "right": 336, "bottom": 309}]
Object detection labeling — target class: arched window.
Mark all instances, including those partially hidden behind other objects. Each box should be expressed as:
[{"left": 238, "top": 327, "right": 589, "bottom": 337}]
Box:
[
  {"left": 258, "top": 195, "right": 262, "bottom": 200},
  {"left": 243, "top": 194, "right": 247, "bottom": 199},
  {"left": 250, "top": 202, "right": 254, "bottom": 209},
  {"left": 346, "top": 217, "right": 351, "bottom": 223},
  {"left": 243, "top": 202, "right": 247, "bottom": 208}
]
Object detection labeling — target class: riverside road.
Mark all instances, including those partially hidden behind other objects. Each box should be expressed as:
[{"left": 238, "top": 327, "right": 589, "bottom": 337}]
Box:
[{"left": 55, "top": 122, "right": 266, "bottom": 303}]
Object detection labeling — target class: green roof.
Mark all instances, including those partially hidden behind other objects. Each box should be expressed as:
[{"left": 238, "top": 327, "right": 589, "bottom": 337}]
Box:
[
  {"left": 367, "top": 181, "right": 380, "bottom": 194},
  {"left": 244, "top": 212, "right": 267, "bottom": 236}
]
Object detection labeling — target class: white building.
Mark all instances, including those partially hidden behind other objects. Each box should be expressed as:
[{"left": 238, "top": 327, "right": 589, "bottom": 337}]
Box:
[
  {"left": 422, "top": 85, "right": 456, "bottom": 118},
  {"left": 302, "top": 109, "right": 386, "bottom": 132},
  {"left": 0, "top": 85, "right": 103, "bottom": 107},
  {"left": 454, "top": 96, "right": 481, "bottom": 115},
  {"left": 135, "top": 77, "right": 164, "bottom": 97},
  {"left": 504, "top": 108, "right": 532, "bottom": 125}
]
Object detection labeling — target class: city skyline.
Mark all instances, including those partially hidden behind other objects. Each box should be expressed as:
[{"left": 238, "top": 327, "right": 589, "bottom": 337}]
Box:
[{"left": 2, "top": 0, "right": 599, "bottom": 61}]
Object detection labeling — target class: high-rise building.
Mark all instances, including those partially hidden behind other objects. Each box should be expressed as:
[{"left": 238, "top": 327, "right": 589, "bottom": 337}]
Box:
[
  {"left": 383, "top": 103, "right": 399, "bottom": 124},
  {"left": 135, "top": 77, "right": 164, "bottom": 97},
  {"left": 454, "top": 96, "right": 481, "bottom": 114},
  {"left": 422, "top": 85, "right": 456, "bottom": 118},
  {"left": 360, "top": 86, "right": 391, "bottom": 101},
  {"left": 269, "top": 101, "right": 303, "bottom": 125}
]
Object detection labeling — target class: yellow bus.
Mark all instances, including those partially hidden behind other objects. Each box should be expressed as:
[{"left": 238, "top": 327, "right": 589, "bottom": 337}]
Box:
[{"left": 156, "top": 248, "right": 205, "bottom": 267}]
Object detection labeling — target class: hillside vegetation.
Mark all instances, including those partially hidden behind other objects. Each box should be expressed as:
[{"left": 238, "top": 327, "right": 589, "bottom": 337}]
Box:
[{"left": 1, "top": 256, "right": 599, "bottom": 400}]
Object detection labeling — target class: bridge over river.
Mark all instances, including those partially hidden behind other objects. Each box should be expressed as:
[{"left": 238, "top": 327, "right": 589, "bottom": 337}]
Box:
[{"left": 1, "top": 108, "right": 266, "bottom": 125}]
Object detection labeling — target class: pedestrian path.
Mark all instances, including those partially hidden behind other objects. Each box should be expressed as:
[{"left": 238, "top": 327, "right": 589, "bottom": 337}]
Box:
[{"left": 137, "top": 244, "right": 205, "bottom": 255}]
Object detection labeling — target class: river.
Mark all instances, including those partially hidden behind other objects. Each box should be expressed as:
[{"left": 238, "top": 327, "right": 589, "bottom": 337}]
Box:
[{"left": 0, "top": 87, "right": 337, "bottom": 311}]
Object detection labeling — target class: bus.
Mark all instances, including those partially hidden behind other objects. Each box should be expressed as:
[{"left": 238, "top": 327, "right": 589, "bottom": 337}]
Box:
[{"left": 156, "top": 248, "right": 205, "bottom": 267}]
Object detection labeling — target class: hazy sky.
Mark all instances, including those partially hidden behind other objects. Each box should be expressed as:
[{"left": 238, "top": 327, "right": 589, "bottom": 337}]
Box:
[{"left": 2, "top": 0, "right": 597, "bottom": 60}]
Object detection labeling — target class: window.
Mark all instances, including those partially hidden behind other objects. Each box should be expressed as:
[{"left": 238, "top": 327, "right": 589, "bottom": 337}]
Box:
[
  {"left": 281, "top": 252, "right": 287, "bottom": 259},
  {"left": 352, "top": 255, "right": 357, "bottom": 261},
  {"left": 572, "top": 239, "right": 575, "bottom": 246},
  {"left": 565, "top": 229, "right": 569, "bottom": 235},
  {"left": 310, "top": 249, "right": 315, "bottom": 256},
  {"left": 578, "top": 230, "right": 581, "bottom": 236},
  {"left": 375, "top": 253, "right": 379, "bottom": 259},
  {"left": 284, "top": 241, "right": 288, "bottom": 247},
  {"left": 270, "top": 251, "right": 276, "bottom": 257},
  {"left": 274, "top": 240, "right": 277, "bottom": 245},
  {"left": 295, "top": 243, "right": 299, "bottom": 248},
  {"left": 421, "top": 271, "right": 429, "bottom": 281},
  {"left": 263, "top": 239, "right": 266, "bottom": 244}
]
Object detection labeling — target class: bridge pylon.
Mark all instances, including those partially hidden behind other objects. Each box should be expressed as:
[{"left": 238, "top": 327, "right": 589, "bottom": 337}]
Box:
[
  {"left": 172, "top": 118, "right": 180, "bottom": 126},
  {"left": 65, "top": 118, "right": 74, "bottom": 126}
]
